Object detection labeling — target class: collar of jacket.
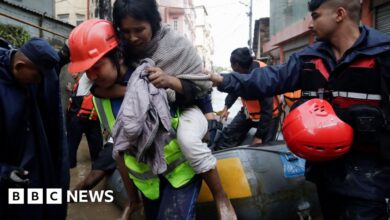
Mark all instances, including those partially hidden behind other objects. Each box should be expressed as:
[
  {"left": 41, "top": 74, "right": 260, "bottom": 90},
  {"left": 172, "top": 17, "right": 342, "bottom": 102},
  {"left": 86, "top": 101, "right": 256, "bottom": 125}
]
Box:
[
  {"left": 297, "top": 25, "right": 390, "bottom": 69},
  {"left": 0, "top": 48, "right": 17, "bottom": 83}
]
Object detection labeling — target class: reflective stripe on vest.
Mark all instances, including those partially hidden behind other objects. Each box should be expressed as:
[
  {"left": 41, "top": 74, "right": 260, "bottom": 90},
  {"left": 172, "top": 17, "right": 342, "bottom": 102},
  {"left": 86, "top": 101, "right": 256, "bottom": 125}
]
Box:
[
  {"left": 126, "top": 155, "right": 187, "bottom": 180},
  {"left": 122, "top": 109, "right": 193, "bottom": 200},
  {"left": 93, "top": 96, "right": 194, "bottom": 200},
  {"left": 93, "top": 97, "right": 116, "bottom": 134},
  {"left": 300, "top": 57, "right": 381, "bottom": 104},
  {"left": 124, "top": 138, "right": 195, "bottom": 200}
]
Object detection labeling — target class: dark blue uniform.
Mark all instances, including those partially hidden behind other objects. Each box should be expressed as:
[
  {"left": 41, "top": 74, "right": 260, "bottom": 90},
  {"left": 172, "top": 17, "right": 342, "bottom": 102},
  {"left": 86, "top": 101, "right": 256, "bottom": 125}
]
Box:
[
  {"left": 217, "top": 26, "right": 390, "bottom": 219},
  {"left": 0, "top": 38, "right": 69, "bottom": 220}
]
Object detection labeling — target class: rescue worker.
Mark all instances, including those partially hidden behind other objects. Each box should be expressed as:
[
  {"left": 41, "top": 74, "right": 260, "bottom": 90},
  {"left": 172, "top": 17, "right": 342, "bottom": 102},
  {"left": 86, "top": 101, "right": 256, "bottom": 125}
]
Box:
[
  {"left": 0, "top": 38, "right": 69, "bottom": 219},
  {"left": 66, "top": 72, "right": 103, "bottom": 169},
  {"left": 210, "top": 0, "right": 390, "bottom": 219},
  {"left": 67, "top": 19, "right": 204, "bottom": 220},
  {"left": 111, "top": 1, "right": 236, "bottom": 217},
  {"left": 216, "top": 47, "right": 281, "bottom": 149}
]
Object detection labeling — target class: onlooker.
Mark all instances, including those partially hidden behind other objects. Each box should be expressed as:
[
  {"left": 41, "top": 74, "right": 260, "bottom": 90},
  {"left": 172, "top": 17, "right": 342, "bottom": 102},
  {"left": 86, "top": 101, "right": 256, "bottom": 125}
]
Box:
[
  {"left": 0, "top": 38, "right": 69, "bottom": 220},
  {"left": 66, "top": 72, "right": 103, "bottom": 169}
]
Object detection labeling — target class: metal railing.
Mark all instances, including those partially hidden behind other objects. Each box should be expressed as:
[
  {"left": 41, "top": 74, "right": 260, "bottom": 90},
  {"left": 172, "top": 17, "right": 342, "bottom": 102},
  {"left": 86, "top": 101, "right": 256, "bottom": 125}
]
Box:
[{"left": 0, "top": 12, "right": 68, "bottom": 39}]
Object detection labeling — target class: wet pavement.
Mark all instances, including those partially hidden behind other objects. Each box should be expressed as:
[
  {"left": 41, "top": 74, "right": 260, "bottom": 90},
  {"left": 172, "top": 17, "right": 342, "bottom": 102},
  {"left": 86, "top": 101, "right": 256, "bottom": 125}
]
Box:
[{"left": 66, "top": 137, "right": 122, "bottom": 220}]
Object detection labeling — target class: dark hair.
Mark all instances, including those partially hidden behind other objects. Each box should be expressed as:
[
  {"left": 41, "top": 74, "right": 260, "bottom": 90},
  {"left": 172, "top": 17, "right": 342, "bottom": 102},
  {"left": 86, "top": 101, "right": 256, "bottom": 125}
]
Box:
[
  {"left": 230, "top": 47, "right": 253, "bottom": 70},
  {"left": 308, "top": 0, "right": 327, "bottom": 11},
  {"left": 308, "top": 0, "right": 361, "bottom": 23},
  {"left": 103, "top": 47, "right": 122, "bottom": 81},
  {"left": 105, "top": 47, "right": 121, "bottom": 65},
  {"left": 113, "top": 0, "right": 162, "bottom": 36}
]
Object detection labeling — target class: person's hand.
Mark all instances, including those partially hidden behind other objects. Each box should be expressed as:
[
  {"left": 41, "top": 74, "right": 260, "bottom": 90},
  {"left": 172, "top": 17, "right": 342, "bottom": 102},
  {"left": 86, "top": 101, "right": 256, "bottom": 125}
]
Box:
[
  {"left": 207, "top": 71, "right": 224, "bottom": 87},
  {"left": 219, "top": 107, "right": 230, "bottom": 121},
  {"left": 58, "top": 40, "right": 70, "bottom": 64},
  {"left": 252, "top": 137, "right": 263, "bottom": 145},
  {"left": 146, "top": 67, "right": 174, "bottom": 88}
]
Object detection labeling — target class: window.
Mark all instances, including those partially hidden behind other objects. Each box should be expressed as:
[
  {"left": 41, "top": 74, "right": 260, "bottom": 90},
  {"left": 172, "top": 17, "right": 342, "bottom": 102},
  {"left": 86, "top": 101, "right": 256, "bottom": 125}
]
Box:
[
  {"left": 57, "top": 13, "right": 69, "bottom": 22},
  {"left": 173, "top": 19, "right": 178, "bottom": 31},
  {"left": 76, "top": 13, "right": 85, "bottom": 20},
  {"left": 76, "top": 13, "right": 85, "bottom": 26}
]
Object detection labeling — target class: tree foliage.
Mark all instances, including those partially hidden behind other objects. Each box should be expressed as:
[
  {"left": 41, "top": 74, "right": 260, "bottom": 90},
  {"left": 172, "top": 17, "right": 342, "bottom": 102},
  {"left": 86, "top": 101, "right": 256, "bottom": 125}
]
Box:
[{"left": 0, "top": 24, "right": 30, "bottom": 47}]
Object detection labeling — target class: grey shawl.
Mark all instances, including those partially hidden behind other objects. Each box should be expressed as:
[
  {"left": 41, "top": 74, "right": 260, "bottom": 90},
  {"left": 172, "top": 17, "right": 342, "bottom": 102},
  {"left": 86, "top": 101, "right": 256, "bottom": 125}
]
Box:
[
  {"left": 144, "top": 25, "right": 212, "bottom": 98},
  {"left": 112, "top": 58, "right": 171, "bottom": 174}
]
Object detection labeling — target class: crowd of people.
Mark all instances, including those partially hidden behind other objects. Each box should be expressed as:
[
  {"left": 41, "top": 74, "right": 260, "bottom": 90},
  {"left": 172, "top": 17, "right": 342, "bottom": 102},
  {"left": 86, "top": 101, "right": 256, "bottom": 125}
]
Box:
[{"left": 1, "top": 0, "right": 390, "bottom": 219}]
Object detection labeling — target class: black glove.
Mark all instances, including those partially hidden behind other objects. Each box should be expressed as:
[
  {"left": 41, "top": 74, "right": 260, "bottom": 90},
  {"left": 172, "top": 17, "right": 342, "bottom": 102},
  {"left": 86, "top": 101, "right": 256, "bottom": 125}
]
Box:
[{"left": 58, "top": 40, "right": 70, "bottom": 67}]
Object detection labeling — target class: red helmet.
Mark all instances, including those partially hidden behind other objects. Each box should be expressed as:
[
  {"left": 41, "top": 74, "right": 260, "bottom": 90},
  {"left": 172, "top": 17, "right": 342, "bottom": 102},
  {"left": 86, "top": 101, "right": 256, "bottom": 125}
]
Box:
[
  {"left": 282, "top": 98, "right": 353, "bottom": 161},
  {"left": 68, "top": 19, "right": 119, "bottom": 74}
]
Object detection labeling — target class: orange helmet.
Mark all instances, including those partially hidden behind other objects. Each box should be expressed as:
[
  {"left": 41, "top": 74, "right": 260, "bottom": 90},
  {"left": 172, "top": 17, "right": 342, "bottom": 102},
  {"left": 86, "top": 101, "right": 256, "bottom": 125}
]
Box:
[
  {"left": 282, "top": 99, "right": 353, "bottom": 161},
  {"left": 67, "top": 19, "right": 119, "bottom": 74}
]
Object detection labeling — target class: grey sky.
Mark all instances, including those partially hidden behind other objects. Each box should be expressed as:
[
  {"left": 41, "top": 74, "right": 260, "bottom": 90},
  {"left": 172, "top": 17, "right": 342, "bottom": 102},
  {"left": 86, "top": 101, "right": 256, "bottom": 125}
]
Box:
[{"left": 199, "top": 0, "right": 270, "bottom": 68}]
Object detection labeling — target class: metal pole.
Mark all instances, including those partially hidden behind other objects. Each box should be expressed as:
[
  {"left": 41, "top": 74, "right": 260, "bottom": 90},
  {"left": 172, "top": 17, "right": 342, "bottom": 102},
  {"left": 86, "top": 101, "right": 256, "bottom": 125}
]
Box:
[
  {"left": 248, "top": 0, "right": 253, "bottom": 49},
  {"left": 87, "top": 0, "right": 90, "bottom": 19}
]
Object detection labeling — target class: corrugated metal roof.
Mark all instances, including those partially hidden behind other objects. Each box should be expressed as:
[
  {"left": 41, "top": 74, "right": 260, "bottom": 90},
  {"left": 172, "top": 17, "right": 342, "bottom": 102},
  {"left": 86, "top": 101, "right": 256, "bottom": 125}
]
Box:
[{"left": 1, "top": 0, "right": 74, "bottom": 28}]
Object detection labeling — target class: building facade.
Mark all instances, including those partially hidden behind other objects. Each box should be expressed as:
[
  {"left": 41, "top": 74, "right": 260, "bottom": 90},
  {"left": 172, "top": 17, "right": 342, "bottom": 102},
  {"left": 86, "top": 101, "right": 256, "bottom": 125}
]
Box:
[
  {"left": 194, "top": 5, "right": 214, "bottom": 70},
  {"left": 55, "top": 0, "right": 97, "bottom": 26},
  {"left": 157, "top": 0, "right": 197, "bottom": 44},
  {"left": 253, "top": 18, "right": 269, "bottom": 59},
  {"left": 259, "top": 0, "right": 390, "bottom": 64}
]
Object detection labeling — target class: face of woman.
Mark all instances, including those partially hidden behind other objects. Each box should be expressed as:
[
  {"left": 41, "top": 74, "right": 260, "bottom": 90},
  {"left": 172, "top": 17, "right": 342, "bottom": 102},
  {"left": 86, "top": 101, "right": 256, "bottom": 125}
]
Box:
[
  {"left": 119, "top": 16, "right": 153, "bottom": 53},
  {"left": 86, "top": 57, "right": 117, "bottom": 89}
]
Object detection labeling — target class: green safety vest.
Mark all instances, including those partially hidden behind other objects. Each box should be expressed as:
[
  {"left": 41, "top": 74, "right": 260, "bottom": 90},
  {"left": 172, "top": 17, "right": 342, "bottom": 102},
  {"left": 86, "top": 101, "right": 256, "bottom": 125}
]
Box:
[{"left": 93, "top": 97, "right": 195, "bottom": 200}]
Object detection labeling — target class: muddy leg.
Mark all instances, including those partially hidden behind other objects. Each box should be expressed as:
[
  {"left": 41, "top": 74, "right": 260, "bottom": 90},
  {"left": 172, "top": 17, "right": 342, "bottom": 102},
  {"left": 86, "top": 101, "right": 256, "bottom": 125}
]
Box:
[{"left": 201, "top": 169, "right": 237, "bottom": 220}]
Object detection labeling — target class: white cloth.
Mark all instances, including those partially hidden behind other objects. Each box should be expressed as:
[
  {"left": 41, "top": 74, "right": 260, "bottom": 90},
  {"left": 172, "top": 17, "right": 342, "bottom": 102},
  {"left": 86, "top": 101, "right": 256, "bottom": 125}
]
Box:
[
  {"left": 177, "top": 106, "right": 216, "bottom": 174},
  {"left": 75, "top": 73, "right": 93, "bottom": 96}
]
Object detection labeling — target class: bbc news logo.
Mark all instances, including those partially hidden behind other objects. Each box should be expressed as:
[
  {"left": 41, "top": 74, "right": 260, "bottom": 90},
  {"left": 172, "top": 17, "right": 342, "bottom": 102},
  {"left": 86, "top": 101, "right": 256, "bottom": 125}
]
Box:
[{"left": 8, "top": 188, "right": 114, "bottom": 204}]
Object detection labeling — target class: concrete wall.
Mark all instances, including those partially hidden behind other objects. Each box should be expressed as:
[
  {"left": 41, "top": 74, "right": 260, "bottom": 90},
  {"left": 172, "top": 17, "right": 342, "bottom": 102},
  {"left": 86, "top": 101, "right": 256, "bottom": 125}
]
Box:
[
  {"left": 56, "top": 0, "right": 91, "bottom": 26},
  {"left": 158, "top": 0, "right": 196, "bottom": 43},
  {"left": 194, "top": 5, "right": 213, "bottom": 70}
]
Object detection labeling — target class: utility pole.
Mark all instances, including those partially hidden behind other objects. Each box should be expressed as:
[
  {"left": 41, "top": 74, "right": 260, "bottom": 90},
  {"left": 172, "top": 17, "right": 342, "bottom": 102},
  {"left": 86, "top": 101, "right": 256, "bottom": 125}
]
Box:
[
  {"left": 248, "top": 0, "right": 253, "bottom": 49},
  {"left": 240, "top": 0, "right": 253, "bottom": 49},
  {"left": 87, "top": 0, "right": 90, "bottom": 19}
]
